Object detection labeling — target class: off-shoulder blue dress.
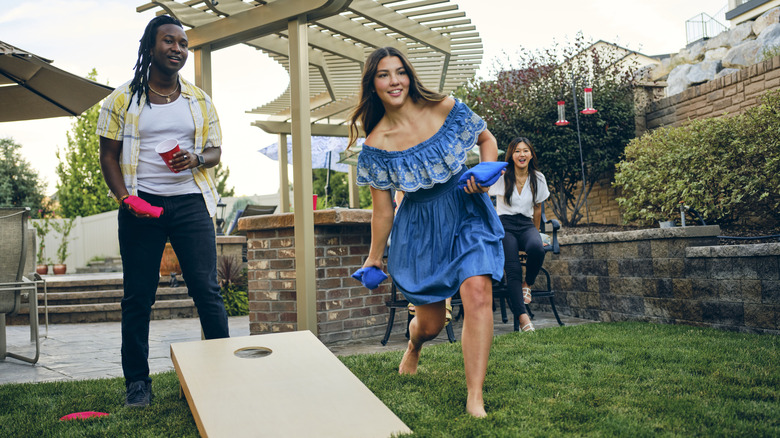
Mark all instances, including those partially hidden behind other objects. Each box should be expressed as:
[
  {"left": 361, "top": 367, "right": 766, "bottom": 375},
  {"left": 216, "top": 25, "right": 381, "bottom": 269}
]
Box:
[{"left": 356, "top": 100, "right": 505, "bottom": 305}]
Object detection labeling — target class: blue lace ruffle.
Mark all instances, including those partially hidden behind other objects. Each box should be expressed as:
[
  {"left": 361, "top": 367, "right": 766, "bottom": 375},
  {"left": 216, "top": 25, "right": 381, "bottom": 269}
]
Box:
[{"left": 356, "top": 100, "right": 486, "bottom": 192}]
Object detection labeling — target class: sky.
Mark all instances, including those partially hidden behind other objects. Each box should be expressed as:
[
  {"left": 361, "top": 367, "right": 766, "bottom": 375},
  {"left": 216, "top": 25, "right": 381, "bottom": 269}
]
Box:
[{"left": 0, "top": 0, "right": 726, "bottom": 197}]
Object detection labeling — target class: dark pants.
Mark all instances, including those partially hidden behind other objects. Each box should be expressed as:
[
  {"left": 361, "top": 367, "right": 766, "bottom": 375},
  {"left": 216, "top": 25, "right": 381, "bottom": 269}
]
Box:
[
  {"left": 500, "top": 214, "right": 546, "bottom": 317},
  {"left": 118, "top": 192, "right": 229, "bottom": 385}
]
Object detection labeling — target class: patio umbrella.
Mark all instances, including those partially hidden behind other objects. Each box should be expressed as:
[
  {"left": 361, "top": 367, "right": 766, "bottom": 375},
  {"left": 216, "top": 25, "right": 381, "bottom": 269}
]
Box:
[
  {"left": 259, "top": 136, "right": 357, "bottom": 206},
  {"left": 259, "top": 136, "right": 352, "bottom": 173},
  {"left": 0, "top": 41, "right": 113, "bottom": 122}
]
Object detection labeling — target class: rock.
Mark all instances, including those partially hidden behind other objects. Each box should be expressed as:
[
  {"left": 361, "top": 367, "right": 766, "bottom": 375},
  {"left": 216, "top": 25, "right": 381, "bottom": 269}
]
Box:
[
  {"left": 723, "top": 39, "right": 762, "bottom": 68},
  {"left": 704, "top": 47, "right": 729, "bottom": 61},
  {"left": 752, "top": 6, "right": 780, "bottom": 36},
  {"left": 715, "top": 68, "right": 741, "bottom": 79},
  {"left": 648, "top": 58, "right": 673, "bottom": 81},
  {"left": 705, "top": 30, "right": 731, "bottom": 50},
  {"left": 758, "top": 22, "right": 780, "bottom": 42},
  {"left": 666, "top": 64, "right": 692, "bottom": 96},
  {"left": 757, "top": 34, "right": 780, "bottom": 62},
  {"left": 728, "top": 22, "right": 755, "bottom": 48},
  {"left": 687, "top": 60, "right": 722, "bottom": 84},
  {"left": 677, "top": 40, "right": 707, "bottom": 63}
]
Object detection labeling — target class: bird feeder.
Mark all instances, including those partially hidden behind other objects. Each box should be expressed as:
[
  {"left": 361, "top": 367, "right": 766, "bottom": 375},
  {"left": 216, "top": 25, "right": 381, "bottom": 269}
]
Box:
[
  {"left": 580, "top": 87, "right": 597, "bottom": 115},
  {"left": 555, "top": 101, "right": 570, "bottom": 126}
]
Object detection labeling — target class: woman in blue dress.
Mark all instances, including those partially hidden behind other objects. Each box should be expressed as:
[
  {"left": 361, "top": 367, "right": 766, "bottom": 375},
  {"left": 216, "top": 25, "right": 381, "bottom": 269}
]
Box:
[{"left": 348, "top": 47, "right": 505, "bottom": 418}]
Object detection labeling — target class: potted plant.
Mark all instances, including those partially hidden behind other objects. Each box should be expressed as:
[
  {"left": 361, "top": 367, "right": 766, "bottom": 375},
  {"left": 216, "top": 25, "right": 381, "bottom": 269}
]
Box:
[
  {"left": 32, "top": 219, "right": 51, "bottom": 275},
  {"left": 50, "top": 218, "right": 74, "bottom": 275}
]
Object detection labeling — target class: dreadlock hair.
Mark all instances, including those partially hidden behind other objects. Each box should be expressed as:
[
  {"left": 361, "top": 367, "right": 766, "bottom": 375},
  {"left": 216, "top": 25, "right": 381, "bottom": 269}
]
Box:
[
  {"left": 129, "top": 15, "right": 183, "bottom": 109},
  {"left": 347, "top": 46, "right": 446, "bottom": 149},
  {"left": 502, "top": 137, "right": 540, "bottom": 207}
]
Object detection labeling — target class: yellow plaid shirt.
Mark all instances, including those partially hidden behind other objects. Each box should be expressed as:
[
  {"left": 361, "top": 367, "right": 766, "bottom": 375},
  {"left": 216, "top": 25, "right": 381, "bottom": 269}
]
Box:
[{"left": 95, "top": 76, "right": 222, "bottom": 216}]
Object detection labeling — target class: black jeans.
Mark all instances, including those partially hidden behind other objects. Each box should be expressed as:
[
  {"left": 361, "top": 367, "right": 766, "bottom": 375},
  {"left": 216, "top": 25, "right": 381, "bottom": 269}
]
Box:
[
  {"left": 500, "top": 214, "right": 546, "bottom": 317},
  {"left": 118, "top": 192, "right": 229, "bottom": 385}
]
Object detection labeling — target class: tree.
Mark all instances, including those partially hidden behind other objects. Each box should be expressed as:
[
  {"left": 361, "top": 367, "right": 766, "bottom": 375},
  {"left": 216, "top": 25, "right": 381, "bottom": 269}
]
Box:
[
  {"left": 215, "top": 162, "right": 235, "bottom": 197},
  {"left": 312, "top": 169, "right": 348, "bottom": 208},
  {"left": 0, "top": 137, "right": 46, "bottom": 215},
  {"left": 311, "top": 169, "right": 372, "bottom": 209},
  {"left": 456, "top": 35, "right": 638, "bottom": 226},
  {"left": 55, "top": 69, "right": 116, "bottom": 218}
]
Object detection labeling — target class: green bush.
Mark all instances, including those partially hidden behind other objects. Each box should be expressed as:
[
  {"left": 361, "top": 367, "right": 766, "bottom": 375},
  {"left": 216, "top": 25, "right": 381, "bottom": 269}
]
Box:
[
  {"left": 221, "top": 283, "right": 249, "bottom": 316},
  {"left": 217, "top": 255, "right": 248, "bottom": 316},
  {"left": 614, "top": 89, "right": 780, "bottom": 225}
]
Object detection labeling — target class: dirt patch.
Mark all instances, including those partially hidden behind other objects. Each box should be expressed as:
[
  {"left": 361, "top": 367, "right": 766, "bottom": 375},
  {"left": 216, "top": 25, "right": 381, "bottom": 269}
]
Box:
[{"left": 556, "top": 223, "right": 780, "bottom": 245}]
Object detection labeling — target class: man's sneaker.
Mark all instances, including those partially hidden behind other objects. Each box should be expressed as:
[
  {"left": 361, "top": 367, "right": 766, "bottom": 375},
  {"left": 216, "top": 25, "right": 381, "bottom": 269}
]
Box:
[{"left": 125, "top": 380, "right": 152, "bottom": 407}]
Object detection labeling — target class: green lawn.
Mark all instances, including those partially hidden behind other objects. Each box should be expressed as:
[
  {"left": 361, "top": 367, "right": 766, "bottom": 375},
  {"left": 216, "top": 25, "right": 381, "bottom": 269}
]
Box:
[{"left": 1, "top": 322, "right": 778, "bottom": 437}]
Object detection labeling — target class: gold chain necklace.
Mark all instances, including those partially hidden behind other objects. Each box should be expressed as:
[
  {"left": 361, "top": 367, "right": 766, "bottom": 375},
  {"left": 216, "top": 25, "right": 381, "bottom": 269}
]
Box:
[
  {"left": 148, "top": 82, "right": 179, "bottom": 103},
  {"left": 516, "top": 172, "right": 529, "bottom": 191}
]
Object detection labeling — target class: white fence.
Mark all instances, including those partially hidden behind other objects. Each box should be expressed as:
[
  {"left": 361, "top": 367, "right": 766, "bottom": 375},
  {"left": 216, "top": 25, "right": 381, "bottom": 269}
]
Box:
[
  {"left": 28, "top": 194, "right": 280, "bottom": 270},
  {"left": 30, "top": 209, "right": 119, "bottom": 270}
]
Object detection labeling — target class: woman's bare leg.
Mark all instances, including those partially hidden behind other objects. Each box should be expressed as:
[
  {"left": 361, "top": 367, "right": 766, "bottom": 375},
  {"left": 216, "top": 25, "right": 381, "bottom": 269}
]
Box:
[
  {"left": 459, "top": 275, "right": 494, "bottom": 417},
  {"left": 399, "top": 300, "right": 446, "bottom": 374}
]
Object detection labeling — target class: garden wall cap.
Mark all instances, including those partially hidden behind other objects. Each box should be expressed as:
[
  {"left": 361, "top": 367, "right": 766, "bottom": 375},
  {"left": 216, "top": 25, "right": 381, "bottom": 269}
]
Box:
[
  {"left": 559, "top": 225, "right": 721, "bottom": 245},
  {"left": 687, "top": 242, "right": 780, "bottom": 258},
  {"left": 239, "top": 208, "right": 372, "bottom": 231}
]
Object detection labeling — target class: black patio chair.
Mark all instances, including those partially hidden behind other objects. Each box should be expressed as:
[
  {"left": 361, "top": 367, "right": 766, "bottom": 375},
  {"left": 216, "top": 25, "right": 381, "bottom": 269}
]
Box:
[
  {"left": 379, "top": 283, "right": 459, "bottom": 346},
  {"left": 493, "top": 203, "right": 564, "bottom": 330}
]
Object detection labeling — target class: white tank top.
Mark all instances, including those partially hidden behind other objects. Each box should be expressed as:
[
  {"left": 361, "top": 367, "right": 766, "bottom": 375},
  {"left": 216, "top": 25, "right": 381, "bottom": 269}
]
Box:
[{"left": 136, "top": 96, "right": 200, "bottom": 196}]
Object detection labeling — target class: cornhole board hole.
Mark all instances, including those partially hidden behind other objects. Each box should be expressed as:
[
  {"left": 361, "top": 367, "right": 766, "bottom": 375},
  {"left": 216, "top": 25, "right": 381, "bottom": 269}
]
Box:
[{"left": 171, "top": 330, "right": 411, "bottom": 438}]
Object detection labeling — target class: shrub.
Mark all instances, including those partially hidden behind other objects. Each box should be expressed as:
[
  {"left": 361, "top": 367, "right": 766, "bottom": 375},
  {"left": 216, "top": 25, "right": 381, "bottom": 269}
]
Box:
[
  {"left": 614, "top": 89, "right": 780, "bottom": 225},
  {"left": 217, "top": 255, "right": 248, "bottom": 316}
]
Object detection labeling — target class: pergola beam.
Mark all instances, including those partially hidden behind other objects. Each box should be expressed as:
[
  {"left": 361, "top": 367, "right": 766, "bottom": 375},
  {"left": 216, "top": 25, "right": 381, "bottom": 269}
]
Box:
[
  {"left": 252, "top": 120, "right": 353, "bottom": 137},
  {"left": 314, "top": 13, "right": 403, "bottom": 50},
  {"left": 184, "top": 0, "right": 352, "bottom": 50},
  {"left": 348, "top": 0, "right": 450, "bottom": 54},
  {"left": 288, "top": 14, "right": 317, "bottom": 335}
]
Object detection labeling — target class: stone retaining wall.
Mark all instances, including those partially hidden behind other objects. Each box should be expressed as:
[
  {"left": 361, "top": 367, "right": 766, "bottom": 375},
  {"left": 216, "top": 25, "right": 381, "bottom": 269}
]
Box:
[
  {"left": 641, "top": 55, "right": 780, "bottom": 132},
  {"left": 544, "top": 226, "right": 779, "bottom": 334}
]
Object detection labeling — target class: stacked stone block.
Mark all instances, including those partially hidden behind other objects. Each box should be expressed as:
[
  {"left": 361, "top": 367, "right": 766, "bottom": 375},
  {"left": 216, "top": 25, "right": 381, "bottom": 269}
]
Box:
[
  {"left": 643, "top": 55, "right": 780, "bottom": 131},
  {"left": 545, "top": 226, "right": 779, "bottom": 334}
]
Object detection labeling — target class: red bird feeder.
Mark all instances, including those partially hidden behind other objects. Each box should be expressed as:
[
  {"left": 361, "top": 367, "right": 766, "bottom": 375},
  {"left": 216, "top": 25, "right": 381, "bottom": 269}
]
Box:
[
  {"left": 580, "top": 87, "right": 597, "bottom": 115},
  {"left": 555, "top": 101, "right": 570, "bottom": 126}
]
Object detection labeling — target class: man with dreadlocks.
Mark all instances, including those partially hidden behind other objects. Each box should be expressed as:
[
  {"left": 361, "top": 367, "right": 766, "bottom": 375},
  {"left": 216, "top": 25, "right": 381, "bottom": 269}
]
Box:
[{"left": 96, "top": 15, "right": 229, "bottom": 407}]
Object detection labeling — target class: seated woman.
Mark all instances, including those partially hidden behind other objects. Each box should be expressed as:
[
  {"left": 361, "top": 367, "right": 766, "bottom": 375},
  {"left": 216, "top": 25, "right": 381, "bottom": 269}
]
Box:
[{"left": 488, "top": 137, "right": 550, "bottom": 332}]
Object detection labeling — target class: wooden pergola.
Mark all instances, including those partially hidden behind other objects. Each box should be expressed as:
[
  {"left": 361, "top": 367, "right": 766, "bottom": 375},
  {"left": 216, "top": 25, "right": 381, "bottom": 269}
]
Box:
[{"left": 137, "top": 0, "right": 483, "bottom": 335}]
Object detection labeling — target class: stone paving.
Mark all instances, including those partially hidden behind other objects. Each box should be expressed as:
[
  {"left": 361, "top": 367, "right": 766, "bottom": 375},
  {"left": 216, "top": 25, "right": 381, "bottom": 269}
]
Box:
[{"left": 1, "top": 310, "right": 592, "bottom": 385}]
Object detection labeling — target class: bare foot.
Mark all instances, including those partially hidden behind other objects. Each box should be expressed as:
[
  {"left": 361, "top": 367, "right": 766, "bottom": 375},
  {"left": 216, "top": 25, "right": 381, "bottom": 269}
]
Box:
[
  {"left": 398, "top": 342, "right": 420, "bottom": 375},
  {"left": 466, "top": 395, "right": 487, "bottom": 418}
]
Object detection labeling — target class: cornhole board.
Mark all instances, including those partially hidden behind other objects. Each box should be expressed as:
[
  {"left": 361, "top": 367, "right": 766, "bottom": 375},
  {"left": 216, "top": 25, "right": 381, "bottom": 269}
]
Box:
[{"left": 170, "top": 330, "right": 411, "bottom": 438}]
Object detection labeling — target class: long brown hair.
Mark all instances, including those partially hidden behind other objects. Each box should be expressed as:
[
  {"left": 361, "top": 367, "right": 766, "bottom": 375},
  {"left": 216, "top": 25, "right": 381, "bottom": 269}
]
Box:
[
  {"left": 347, "top": 47, "right": 446, "bottom": 148},
  {"left": 502, "top": 137, "right": 540, "bottom": 206}
]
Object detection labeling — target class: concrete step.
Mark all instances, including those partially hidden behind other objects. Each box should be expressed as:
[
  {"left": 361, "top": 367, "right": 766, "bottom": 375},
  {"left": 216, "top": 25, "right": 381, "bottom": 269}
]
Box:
[
  {"left": 75, "top": 257, "right": 123, "bottom": 274},
  {"left": 10, "top": 299, "right": 198, "bottom": 324},
  {"left": 8, "top": 273, "right": 198, "bottom": 325},
  {"left": 37, "top": 287, "right": 191, "bottom": 305},
  {"left": 7, "top": 299, "right": 198, "bottom": 325}
]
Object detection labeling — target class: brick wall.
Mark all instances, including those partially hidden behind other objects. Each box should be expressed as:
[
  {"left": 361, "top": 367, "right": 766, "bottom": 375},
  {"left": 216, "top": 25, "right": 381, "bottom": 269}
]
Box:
[
  {"left": 243, "top": 210, "right": 397, "bottom": 345},
  {"left": 544, "top": 172, "right": 625, "bottom": 226},
  {"left": 642, "top": 55, "right": 780, "bottom": 132},
  {"left": 542, "top": 226, "right": 779, "bottom": 334}
]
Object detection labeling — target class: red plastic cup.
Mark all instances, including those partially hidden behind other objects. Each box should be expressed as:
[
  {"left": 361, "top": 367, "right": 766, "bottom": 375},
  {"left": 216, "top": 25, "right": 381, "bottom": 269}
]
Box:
[
  {"left": 313, "top": 194, "right": 318, "bottom": 210},
  {"left": 156, "top": 139, "right": 181, "bottom": 173}
]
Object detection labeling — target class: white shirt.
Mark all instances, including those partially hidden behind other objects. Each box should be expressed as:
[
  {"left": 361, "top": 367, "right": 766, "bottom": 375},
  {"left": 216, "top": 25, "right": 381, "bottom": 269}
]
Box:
[
  {"left": 136, "top": 97, "right": 200, "bottom": 196},
  {"left": 488, "top": 171, "right": 550, "bottom": 218}
]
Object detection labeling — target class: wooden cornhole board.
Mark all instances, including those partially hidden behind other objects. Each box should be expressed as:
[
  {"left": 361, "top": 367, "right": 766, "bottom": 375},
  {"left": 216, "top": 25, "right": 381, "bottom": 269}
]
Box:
[{"left": 170, "top": 330, "right": 411, "bottom": 438}]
